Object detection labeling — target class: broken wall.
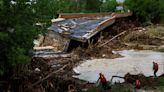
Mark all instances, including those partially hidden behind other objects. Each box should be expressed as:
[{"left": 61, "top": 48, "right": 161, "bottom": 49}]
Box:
[{"left": 42, "top": 30, "right": 70, "bottom": 52}]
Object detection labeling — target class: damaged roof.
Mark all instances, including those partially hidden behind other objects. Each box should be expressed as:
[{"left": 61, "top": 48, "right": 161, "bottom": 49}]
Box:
[{"left": 48, "top": 12, "right": 132, "bottom": 42}]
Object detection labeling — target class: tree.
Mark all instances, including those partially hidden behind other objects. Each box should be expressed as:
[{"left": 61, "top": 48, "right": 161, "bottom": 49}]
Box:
[
  {"left": 0, "top": 0, "right": 86, "bottom": 76},
  {"left": 85, "top": 0, "right": 102, "bottom": 12},
  {"left": 124, "top": 0, "right": 164, "bottom": 23},
  {"left": 100, "top": 0, "right": 117, "bottom": 12},
  {"left": 159, "top": 0, "right": 164, "bottom": 23},
  {"left": 0, "top": 0, "right": 38, "bottom": 76}
]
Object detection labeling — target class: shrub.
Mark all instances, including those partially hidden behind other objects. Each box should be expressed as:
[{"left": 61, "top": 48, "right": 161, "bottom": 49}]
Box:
[{"left": 124, "top": 0, "right": 164, "bottom": 23}]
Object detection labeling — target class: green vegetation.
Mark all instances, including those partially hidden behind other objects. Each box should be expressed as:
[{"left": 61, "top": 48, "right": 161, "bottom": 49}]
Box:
[
  {"left": 124, "top": 0, "right": 164, "bottom": 23},
  {"left": 0, "top": 0, "right": 38, "bottom": 75},
  {"left": 100, "top": 0, "right": 118, "bottom": 12},
  {"left": 153, "top": 77, "right": 164, "bottom": 91},
  {"left": 86, "top": 0, "right": 102, "bottom": 12},
  {"left": 87, "top": 83, "right": 133, "bottom": 92},
  {"left": 87, "top": 77, "right": 164, "bottom": 92},
  {"left": 110, "top": 84, "right": 132, "bottom": 92}
]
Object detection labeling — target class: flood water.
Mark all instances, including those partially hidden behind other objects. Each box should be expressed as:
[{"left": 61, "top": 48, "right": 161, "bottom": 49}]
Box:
[{"left": 73, "top": 50, "right": 164, "bottom": 83}]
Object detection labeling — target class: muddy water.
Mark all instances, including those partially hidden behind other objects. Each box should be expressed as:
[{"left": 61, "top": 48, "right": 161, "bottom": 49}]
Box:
[{"left": 73, "top": 50, "right": 164, "bottom": 83}]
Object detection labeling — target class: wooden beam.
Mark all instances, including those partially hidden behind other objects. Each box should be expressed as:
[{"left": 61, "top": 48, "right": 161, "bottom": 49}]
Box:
[{"left": 98, "top": 31, "right": 126, "bottom": 47}]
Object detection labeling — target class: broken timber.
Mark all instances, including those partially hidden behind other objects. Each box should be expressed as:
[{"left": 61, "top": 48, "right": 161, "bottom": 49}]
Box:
[{"left": 98, "top": 31, "right": 126, "bottom": 47}]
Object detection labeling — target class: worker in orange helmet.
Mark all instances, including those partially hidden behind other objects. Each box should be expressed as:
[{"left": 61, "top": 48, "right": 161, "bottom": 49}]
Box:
[
  {"left": 153, "top": 62, "right": 158, "bottom": 77},
  {"left": 97, "top": 73, "right": 108, "bottom": 90}
]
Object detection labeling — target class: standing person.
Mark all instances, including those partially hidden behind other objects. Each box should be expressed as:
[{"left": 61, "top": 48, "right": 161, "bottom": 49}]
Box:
[
  {"left": 97, "top": 73, "right": 108, "bottom": 90},
  {"left": 135, "top": 79, "right": 141, "bottom": 89},
  {"left": 134, "top": 79, "right": 141, "bottom": 92},
  {"left": 153, "top": 62, "right": 159, "bottom": 77}
]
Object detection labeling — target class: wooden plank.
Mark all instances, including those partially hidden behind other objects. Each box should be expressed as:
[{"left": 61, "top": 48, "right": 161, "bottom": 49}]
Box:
[
  {"left": 33, "top": 46, "right": 54, "bottom": 50},
  {"left": 58, "top": 12, "right": 132, "bottom": 19},
  {"left": 112, "top": 12, "right": 133, "bottom": 18},
  {"left": 58, "top": 12, "right": 112, "bottom": 19}
]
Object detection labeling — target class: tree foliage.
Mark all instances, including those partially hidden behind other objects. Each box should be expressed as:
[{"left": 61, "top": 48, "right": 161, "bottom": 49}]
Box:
[
  {"left": 100, "top": 0, "right": 117, "bottom": 12},
  {"left": 0, "top": 0, "right": 38, "bottom": 75},
  {"left": 85, "top": 0, "right": 102, "bottom": 12},
  {"left": 124, "top": 0, "right": 164, "bottom": 23}
]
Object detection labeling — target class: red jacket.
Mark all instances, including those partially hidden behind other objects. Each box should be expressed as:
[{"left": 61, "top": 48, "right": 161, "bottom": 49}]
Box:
[
  {"left": 135, "top": 79, "right": 141, "bottom": 87},
  {"left": 153, "top": 63, "right": 158, "bottom": 70},
  {"left": 99, "top": 74, "right": 107, "bottom": 82}
]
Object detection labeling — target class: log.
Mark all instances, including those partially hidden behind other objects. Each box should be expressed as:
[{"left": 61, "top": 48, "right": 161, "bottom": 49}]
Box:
[
  {"left": 98, "top": 31, "right": 126, "bottom": 47},
  {"left": 33, "top": 46, "right": 55, "bottom": 50},
  {"left": 110, "top": 76, "right": 124, "bottom": 82}
]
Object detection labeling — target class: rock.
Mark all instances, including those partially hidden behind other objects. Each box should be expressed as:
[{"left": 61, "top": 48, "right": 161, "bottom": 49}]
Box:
[
  {"left": 35, "top": 68, "right": 41, "bottom": 72},
  {"left": 73, "top": 68, "right": 80, "bottom": 74},
  {"left": 102, "top": 54, "right": 106, "bottom": 57},
  {"left": 82, "top": 88, "right": 88, "bottom": 92}
]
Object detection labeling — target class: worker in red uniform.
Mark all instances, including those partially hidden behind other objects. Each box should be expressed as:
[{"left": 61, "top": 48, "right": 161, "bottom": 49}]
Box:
[
  {"left": 134, "top": 79, "right": 141, "bottom": 92},
  {"left": 153, "top": 62, "right": 158, "bottom": 77},
  {"left": 135, "top": 79, "right": 141, "bottom": 89},
  {"left": 97, "top": 73, "right": 108, "bottom": 90}
]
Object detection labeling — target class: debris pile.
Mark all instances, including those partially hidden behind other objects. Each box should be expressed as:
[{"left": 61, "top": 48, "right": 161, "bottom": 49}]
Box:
[
  {"left": 3, "top": 56, "right": 85, "bottom": 92},
  {"left": 124, "top": 73, "right": 154, "bottom": 87},
  {"left": 111, "top": 73, "right": 155, "bottom": 87}
]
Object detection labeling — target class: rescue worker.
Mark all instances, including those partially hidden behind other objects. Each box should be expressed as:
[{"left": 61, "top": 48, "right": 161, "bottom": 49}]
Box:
[
  {"left": 134, "top": 79, "right": 141, "bottom": 92},
  {"left": 97, "top": 73, "right": 108, "bottom": 90},
  {"left": 135, "top": 79, "right": 141, "bottom": 89},
  {"left": 153, "top": 62, "right": 158, "bottom": 77}
]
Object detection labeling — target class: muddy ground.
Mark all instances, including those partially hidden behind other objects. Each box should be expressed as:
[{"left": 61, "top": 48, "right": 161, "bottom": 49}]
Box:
[{"left": 1, "top": 18, "right": 164, "bottom": 92}]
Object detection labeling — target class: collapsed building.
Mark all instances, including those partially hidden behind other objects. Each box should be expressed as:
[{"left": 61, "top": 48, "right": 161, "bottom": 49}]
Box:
[{"left": 33, "top": 12, "right": 132, "bottom": 57}]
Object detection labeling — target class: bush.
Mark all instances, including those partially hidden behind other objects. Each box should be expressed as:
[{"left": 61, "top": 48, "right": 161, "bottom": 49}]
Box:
[
  {"left": 100, "top": 0, "right": 117, "bottom": 12},
  {"left": 124, "top": 0, "right": 164, "bottom": 23}
]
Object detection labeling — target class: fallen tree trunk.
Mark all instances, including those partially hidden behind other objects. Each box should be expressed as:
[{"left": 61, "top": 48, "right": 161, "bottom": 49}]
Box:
[
  {"left": 98, "top": 31, "right": 126, "bottom": 47},
  {"left": 111, "top": 76, "right": 124, "bottom": 81}
]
